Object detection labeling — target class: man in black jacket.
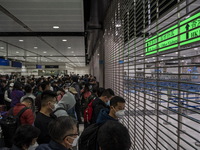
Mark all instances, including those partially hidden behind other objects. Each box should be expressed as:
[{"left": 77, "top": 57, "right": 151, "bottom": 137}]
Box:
[{"left": 91, "top": 89, "right": 114, "bottom": 124}]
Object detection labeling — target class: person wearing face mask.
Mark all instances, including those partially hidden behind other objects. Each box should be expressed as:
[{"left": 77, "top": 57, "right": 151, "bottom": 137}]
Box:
[
  {"left": 96, "top": 96, "right": 125, "bottom": 124},
  {"left": 91, "top": 89, "right": 115, "bottom": 124},
  {"left": 34, "top": 90, "right": 57, "bottom": 144},
  {"left": 36, "top": 116, "right": 78, "bottom": 150},
  {"left": 10, "top": 125, "right": 40, "bottom": 150}
]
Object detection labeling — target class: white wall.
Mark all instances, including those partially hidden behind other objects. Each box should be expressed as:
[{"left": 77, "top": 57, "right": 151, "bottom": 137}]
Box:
[{"left": 73, "top": 66, "right": 89, "bottom": 76}]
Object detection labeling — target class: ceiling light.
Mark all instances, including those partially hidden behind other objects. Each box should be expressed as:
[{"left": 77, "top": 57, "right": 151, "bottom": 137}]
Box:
[
  {"left": 46, "top": 60, "right": 48, "bottom": 62},
  {"left": 71, "top": 51, "right": 74, "bottom": 53},
  {"left": 27, "top": 54, "right": 29, "bottom": 56},
  {"left": 16, "top": 51, "right": 19, "bottom": 53},
  {"left": 176, "top": 52, "right": 178, "bottom": 54},
  {"left": 162, "top": 55, "right": 165, "bottom": 57},
  {"left": 194, "top": 48, "right": 198, "bottom": 50},
  {"left": 3, "top": 54, "right": 6, "bottom": 56},
  {"left": 53, "top": 26, "right": 59, "bottom": 29},
  {"left": 98, "top": 54, "right": 99, "bottom": 56},
  {"left": 35, "top": 57, "right": 37, "bottom": 59},
  {"left": 50, "top": 54, "right": 53, "bottom": 56},
  {"left": 183, "top": 55, "right": 186, "bottom": 57},
  {"left": 0, "top": 47, "right": 4, "bottom": 49},
  {"left": 62, "top": 39, "right": 67, "bottom": 42},
  {"left": 152, "top": 57, "right": 155, "bottom": 59},
  {"left": 19, "top": 40, "right": 24, "bottom": 42},
  {"left": 68, "top": 47, "right": 71, "bottom": 49},
  {"left": 34, "top": 47, "right": 38, "bottom": 49},
  {"left": 171, "top": 57, "right": 173, "bottom": 59},
  {"left": 141, "top": 55, "right": 144, "bottom": 57},
  {"left": 161, "top": 59, "right": 163, "bottom": 60},
  {"left": 74, "top": 54, "right": 76, "bottom": 56},
  {"left": 43, "top": 51, "right": 47, "bottom": 53}
]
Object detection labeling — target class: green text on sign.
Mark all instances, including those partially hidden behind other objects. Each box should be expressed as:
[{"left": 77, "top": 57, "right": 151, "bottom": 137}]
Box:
[{"left": 145, "top": 12, "right": 200, "bottom": 55}]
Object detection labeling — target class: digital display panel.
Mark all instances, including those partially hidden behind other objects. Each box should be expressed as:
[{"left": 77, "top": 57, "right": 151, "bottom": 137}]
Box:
[
  {"left": 36, "top": 65, "right": 42, "bottom": 69},
  {"left": 12, "top": 61, "right": 22, "bottom": 68},
  {"left": 45, "top": 65, "right": 59, "bottom": 68},
  {"left": 145, "top": 12, "right": 200, "bottom": 55},
  {"left": 0, "top": 58, "right": 9, "bottom": 66}
]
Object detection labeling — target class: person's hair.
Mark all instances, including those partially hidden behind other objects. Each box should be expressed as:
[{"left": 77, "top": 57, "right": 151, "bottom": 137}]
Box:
[
  {"left": 101, "top": 89, "right": 112, "bottom": 98},
  {"left": 107, "top": 88, "right": 115, "bottom": 96},
  {"left": 24, "top": 84, "right": 32, "bottom": 93},
  {"left": 71, "top": 76, "right": 78, "bottom": 82},
  {"left": 41, "top": 81, "right": 50, "bottom": 91},
  {"left": 13, "top": 81, "right": 22, "bottom": 90},
  {"left": 48, "top": 116, "right": 77, "bottom": 143},
  {"left": 110, "top": 96, "right": 125, "bottom": 107},
  {"left": 97, "top": 120, "right": 131, "bottom": 150},
  {"left": 22, "top": 97, "right": 34, "bottom": 105},
  {"left": 97, "top": 87, "right": 105, "bottom": 97},
  {"left": 12, "top": 125, "right": 40, "bottom": 149},
  {"left": 41, "top": 90, "right": 57, "bottom": 106}
]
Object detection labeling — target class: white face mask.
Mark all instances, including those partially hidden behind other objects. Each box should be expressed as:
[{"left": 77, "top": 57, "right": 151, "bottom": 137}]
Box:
[
  {"left": 115, "top": 110, "right": 125, "bottom": 119},
  {"left": 70, "top": 136, "right": 79, "bottom": 147},
  {"left": 9, "top": 87, "right": 13, "bottom": 91}
]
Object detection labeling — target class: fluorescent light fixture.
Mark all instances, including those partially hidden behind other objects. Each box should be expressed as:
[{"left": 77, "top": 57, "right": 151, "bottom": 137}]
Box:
[
  {"left": 171, "top": 57, "right": 173, "bottom": 59},
  {"left": 176, "top": 52, "right": 178, "bottom": 54},
  {"left": 0, "top": 47, "right": 4, "bottom": 49},
  {"left": 43, "top": 51, "right": 47, "bottom": 53},
  {"left": 71, "top": 51, "right": 74, "bottom": 53},
  {"left": 141, "top": 55, "right": 144, "bottom": 56},
  {"left": 98, "top": 54, "right": 99, "bottom": 56},
  {"left": 53, "top": 26, "right": 59, "bottom": 29},
  {"left": 194, "top": 48, "right": 198, "bottom": 50},
  {"left": 162, "top": 55, "right": 165, "bottom": 57},
  {"left": 50, "top": 54, "right": 53, "bottom": 56},
  {"left": 34, "top": 47, "right": 38, "bottom": 49},
  {"left": 3, "top": 54, "right": 6, "bottom": 56},
  {"left": 62, "top": 39, "right": 67, "bottom": 42},
  {"left": 27, "top": 54, "right": 29, "bottom": 56},
  {"left": 16, "top": 51, "right": 19, "bottom": 53},
  {"left": 19, "top": 40, "right": 24, "bottom": 42},
  {"left": 74, "top": 54, "right": 76, "bottom": 56},
  {"left": 183, "top": 55, "right": 186, "bottom": 57},
  {"left": 68, "top": 47, "right": 71, "bottom": 49}
]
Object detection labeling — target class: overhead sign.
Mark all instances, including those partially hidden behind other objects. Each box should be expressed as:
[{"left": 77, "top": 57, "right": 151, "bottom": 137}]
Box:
[
  {"left": 145, "top": 12, "right": 200, "bottom": 55},
  {"left": 45, "top": 65, "right": 59, "bottom": 68},
  {"left": 0, "top": 58, "right": 9, "bottom": 66}
]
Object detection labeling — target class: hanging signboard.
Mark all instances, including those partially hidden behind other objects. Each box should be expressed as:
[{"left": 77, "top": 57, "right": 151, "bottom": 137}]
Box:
[{"left": 145, "top": 12, "right": 200, "bottom": 55}]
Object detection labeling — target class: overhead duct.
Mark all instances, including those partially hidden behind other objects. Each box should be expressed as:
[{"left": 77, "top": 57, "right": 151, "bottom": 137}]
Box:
[{"left": 84, "top": 0, "right": 111, "bottom": 63}]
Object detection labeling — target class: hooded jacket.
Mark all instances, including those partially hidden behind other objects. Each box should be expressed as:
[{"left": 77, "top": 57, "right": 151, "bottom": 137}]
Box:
[
  {"left": 96, "top": 108, "right": 117, "bottom": 124},
  {"left": 52, "top": 92, "right": 76, "bottom": 117}
]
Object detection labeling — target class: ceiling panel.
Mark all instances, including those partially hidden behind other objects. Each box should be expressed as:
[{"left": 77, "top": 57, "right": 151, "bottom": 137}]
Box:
[
  {"left": 0, "top": 0, "right": 86, "bottom": 68},
  {"left": 0, "top": 0, "right": 84, "bottom": 32}
]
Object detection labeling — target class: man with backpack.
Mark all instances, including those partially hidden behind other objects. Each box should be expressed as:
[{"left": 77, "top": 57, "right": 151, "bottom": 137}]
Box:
[
  {"left": 90, "top": 89, "right": 114, "bottom": 124},
  {"left": 0, "top": 97, "right": 34, "bottom": 147},
  {"left": 96, "top": 96, "right": 126, "bottom": 124}
]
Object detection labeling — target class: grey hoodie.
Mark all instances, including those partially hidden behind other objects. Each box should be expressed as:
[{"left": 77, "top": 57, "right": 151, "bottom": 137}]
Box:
[{"left": 53, "top": 92, "right": 76, "bottom": 117}]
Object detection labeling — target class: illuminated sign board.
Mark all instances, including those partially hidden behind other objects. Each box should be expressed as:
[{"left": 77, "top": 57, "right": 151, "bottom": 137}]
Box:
[{"left": 145, "top": 12, "right": 200, "bottom": 55}]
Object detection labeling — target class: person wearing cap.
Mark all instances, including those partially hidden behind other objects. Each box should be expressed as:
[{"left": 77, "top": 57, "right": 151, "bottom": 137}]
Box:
[
  {"left": 69, "top": 87, "right": 83, "bottom": 124},
  {"left": 4, "top": 82, "right": 14, "bottom": 110}
]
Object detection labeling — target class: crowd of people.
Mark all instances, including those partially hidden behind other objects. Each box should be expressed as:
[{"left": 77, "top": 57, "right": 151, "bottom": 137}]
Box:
[{"left": 0, "top": 74, "right": 131, "bottom": 150}]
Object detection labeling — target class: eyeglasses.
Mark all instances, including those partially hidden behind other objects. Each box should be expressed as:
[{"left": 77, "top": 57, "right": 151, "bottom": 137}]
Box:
[{"left": 63, "top": 133, "right": 79, "bottom": 140}]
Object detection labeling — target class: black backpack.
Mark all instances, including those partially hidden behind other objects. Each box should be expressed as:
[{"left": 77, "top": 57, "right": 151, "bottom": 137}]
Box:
[
  {"left": 78, "top": 123, "right": 102, "bottom": 150},
  {"left": 0, "top": 107, "right": 29, "bottom": 148}
]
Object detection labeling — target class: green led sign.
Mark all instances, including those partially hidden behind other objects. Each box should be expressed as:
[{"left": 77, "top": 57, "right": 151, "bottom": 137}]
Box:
[{"left": 145, "top": 12, "right": 200, "bottom": 55}]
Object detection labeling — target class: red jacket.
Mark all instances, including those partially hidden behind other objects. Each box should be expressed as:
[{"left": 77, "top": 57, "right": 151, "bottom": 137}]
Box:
[{"left": 12, "top": 103, "right": 34, "bottom": 125}]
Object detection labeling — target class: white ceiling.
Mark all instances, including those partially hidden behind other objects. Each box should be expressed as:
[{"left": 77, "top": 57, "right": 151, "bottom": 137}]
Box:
[{"left": 0, "top": 0, "right": 85, "bottom": 68}]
